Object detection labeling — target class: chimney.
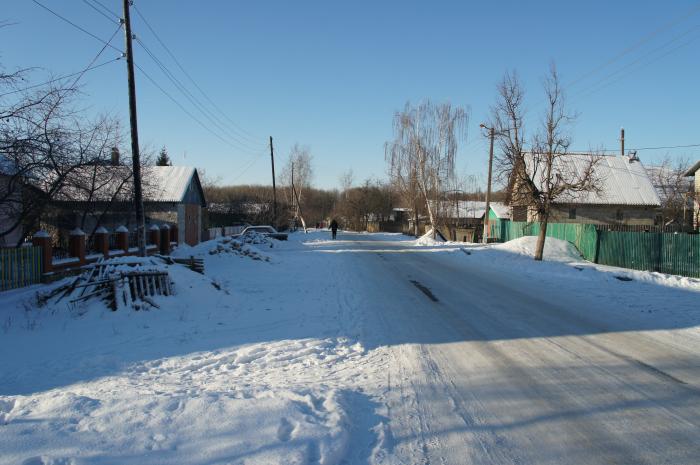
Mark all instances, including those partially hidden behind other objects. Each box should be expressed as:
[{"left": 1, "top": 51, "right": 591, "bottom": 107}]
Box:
[
  {"left": 620, "top": 127, "right": 625, "bottom": 157},
  {"left": 111, "top": 147, "right": 120, "bottom": 166}
]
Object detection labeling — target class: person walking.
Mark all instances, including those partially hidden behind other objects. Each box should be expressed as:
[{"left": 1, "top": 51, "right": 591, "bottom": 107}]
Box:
[{"left": 330, "top": 219, "right": 338, "bottom": 240}]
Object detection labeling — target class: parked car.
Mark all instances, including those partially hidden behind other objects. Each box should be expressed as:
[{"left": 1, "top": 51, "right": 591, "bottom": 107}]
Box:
[{"left": 234, "top": 225, "right": 288, "bottom": 241}]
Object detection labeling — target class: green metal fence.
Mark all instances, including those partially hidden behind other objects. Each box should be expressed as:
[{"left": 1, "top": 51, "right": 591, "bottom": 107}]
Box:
[
  {"left": 0, "top": 246, "right": 43, "bottom": 291},
  {"left": 491, "top": 221, "right": 700, "bottom": 278}
]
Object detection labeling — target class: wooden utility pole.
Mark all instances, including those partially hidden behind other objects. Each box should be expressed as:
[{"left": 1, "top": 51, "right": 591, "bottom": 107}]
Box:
[
  {"left": 620, "top": 127, "right": 625, "bottom": 156},
  {"left": 482, "top": 125, "right": 496, "bottom": 244},
  {"left": 291, "top": 161, "right": 295, "bottom": 219},
  {"left": 269, "top": 136, "right": 277, "bottom": 226},
  {"left": 122, "top": 0, "right": 146, "bottom": 256}
]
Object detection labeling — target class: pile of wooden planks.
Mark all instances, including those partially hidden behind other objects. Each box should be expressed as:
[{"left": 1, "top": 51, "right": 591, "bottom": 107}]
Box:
[{"left": 38, "top": 258, "right": 173, "bottom": 311}]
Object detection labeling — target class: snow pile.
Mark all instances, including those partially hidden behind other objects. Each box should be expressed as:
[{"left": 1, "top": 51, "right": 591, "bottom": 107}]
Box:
[
  {"left": 493, "top": 236, "right": 582, "bottom": 262},
  {"left": 414, "top": 229, "right": 446, "bottom": 246},
  {"left": 209, "top": 236, "right": 270, "bottom": 261}
]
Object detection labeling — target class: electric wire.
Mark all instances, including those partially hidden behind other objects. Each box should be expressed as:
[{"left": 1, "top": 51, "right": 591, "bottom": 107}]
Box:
[
  {"left": 134, "top": 62, "right": 267, "bottom": 156},
  {"left": 0, "top": 58, "right": 119, "bottom": 98},
  {"left": 564, "top": 2, "right": 700, "bottom": 90},
  {"left": 131, "top": 3, "right": 264, "bottom": 145},
  {"left": 31, "top": 0, "right": 122, "bottom": 53},
  {"left": 85, "top": 0, "right": 121, "bottom": 21},
  {"left": 65, "top": 24, "right": 123, "bottom": 91},
  {"left": 571, "top": 25, "right": 700, "bottom": 102},
  {"left": 81, "top": 0, "right": 119, "bottom": 24},
  {"left": 134, "top": 37, "right": 266, "bottom": 154}
]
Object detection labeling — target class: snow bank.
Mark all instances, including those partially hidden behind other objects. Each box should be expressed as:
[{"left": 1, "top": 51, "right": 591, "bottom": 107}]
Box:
[
  {"left": 493, "top": 236, "right": 582, "bottom": 262},
  {"left": 414, "top": 229, "right": 446, "bottom": 246}
]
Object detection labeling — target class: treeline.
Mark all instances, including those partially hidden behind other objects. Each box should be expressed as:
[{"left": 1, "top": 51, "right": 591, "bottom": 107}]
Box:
[{"left": 205, "top": 181, "right": 396, "bottom": 231}]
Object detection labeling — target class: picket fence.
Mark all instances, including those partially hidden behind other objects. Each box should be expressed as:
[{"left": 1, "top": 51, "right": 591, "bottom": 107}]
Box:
[{"left": 0, "top": 246, "right": 43, "bottom": 291}]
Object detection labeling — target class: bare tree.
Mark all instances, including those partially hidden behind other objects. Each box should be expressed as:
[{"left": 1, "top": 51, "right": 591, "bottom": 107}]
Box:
[
  {"left": 505, "top": 65, "right": 600, "bottom": 261},
  {"left": 386, "top": 101, "right": 468, "bottom": 238},
  {"left": 280, "top": 143, "right": 314, "bottom": 227},
  {"left": 490, "top": 70, "right": 526, "bottom": 203},
  {"left": 0, "top": 66, "right": 127, "bottom": 244},
  {"left": 648, "top": 156, "right": 694, "bottom": 229}
]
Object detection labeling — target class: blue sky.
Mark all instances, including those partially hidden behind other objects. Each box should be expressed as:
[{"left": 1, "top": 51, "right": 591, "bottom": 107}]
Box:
[{"left": 3, "top": 1, "right": 700, "bottom": 189}]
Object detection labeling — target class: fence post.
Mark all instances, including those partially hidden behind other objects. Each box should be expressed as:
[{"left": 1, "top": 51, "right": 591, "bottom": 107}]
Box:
[
  {"left": 32, "top": 230, "right": 52, "bottom": 274},
  {"left": 69, "top": 228, "right": 86, "bottom": 265},
  {"left": 116, "top": 225, "right": 129, "bottom": 253},
  {"left": 148, "top": 224, "right": 160, "bottom": 253},
  {"left": 94, "top": 226, "right": 109, "bottom": 258},
  {"left": 159, "top": 224, "right": 170, "bottom": 255},
  {"left": 170, "top": 224, "right": 179, "bottom": 245}
]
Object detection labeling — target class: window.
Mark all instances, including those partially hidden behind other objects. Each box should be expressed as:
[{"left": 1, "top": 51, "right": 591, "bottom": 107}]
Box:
[
  {"left": 616, "top": 209, "right": 624, "bottom": 221},
  {"left": 568, "top": 208, "right": 577, "bottom": 219}
]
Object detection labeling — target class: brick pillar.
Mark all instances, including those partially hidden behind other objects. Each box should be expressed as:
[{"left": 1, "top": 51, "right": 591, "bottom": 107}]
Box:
[
  {"left": 69, "top": 228, "right": 86, "bottom": 264},
  {"left": 94, "top": 226, "right": 109, "bottom": 258},
  {"left": 32, "top": 230, "right": 52, "bottom": 274},
  {"left": 159, "top": 224, "right": 170, "bottom": 255},
  {"left": 170, "top": 224, "right": 178, "bottom": 245},
  {"left": 116, "top": 225, "right": 129, "bottom": 253},
  {"left": 148, "top": 225, "right": 160, "bottom": 254}
]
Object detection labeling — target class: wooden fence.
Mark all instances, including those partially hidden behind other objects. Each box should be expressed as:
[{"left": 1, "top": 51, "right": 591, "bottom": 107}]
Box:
[
  {"left": 490, "top": 221, "right": 700, "bottom": 278},
  {"left": 0, "top": 246, "right": 43, "bottom": 291}
]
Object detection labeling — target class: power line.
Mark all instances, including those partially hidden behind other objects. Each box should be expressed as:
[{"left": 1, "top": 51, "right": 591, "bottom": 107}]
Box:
[
  {"left": 0, "top": 58, "right": 119, "bottom": 98},
  {"left": 134, "top": 37, "right": 265, "bottom": 154},
  {"left": 81, "top": 0, "right": 119, "bottom": 24},
  {"left": 564, "top": 2, "right": 700, "bottom": 90},
  {"left": 571, "top": 143, "right": 700, "bottom": 153},
  {"left": 134, "top": 62, "right": 267, "bottom": 156},
  {"left": 65, "top": 24, "right": 123, "bottom": 91},
  {"left": 31, "top": 0, "right": 123, "bottom": 53},
  {"left": 572, "top": 25, "right": 700, "bottom": 102},
  {"left": 131, "top": 3, "right": 264, "bottom": 145},
  {"left": 86, "top": 0, "right": 121, "bottom": 20}
]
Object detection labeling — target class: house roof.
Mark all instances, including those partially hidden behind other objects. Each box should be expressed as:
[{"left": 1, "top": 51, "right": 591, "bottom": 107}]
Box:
[
  {"left": 148, "top": 166, "right": 202, "bottom": 203},
  {"left": 524, "top": 153, "right": 661, "bottom": 207},
  {"left": 685, "top": 160, "right": 700, "bottom": 177},
  {"left": 489, "top": 202, "right": 511, "bottom": 219},
  {"left": 53, "top": 165, "right": 205, "bottom": 206},
  {"left": 438, "top": 201, "right": 509, "bottom": 219}
]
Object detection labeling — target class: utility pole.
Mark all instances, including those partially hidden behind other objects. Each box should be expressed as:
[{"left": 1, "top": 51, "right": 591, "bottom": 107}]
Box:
[
  {"left": 291, "top": 162, "right": 296, "bottom": 219},
  {"left": 481, "top": 124, "right": 496, "bottom": 244},
  {"left": 122, "top": 0, "right": 146, "bottom": 256},
  {"left": 620, "top": 127, "right": 625, "bottom": 156},
  {"left": 269, "top": 136, "right": 277, "bottom": 227}
]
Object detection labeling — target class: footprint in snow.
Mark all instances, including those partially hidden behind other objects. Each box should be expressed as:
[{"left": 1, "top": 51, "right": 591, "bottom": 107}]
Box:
[{"left": 277, "top": 417, "right": 294, "bottom": 442}]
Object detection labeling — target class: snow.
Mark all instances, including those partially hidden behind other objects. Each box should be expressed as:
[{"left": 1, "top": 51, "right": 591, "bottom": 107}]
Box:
[
  {"left": 493, "top": 235, "right": 583, "bottom": 262},
  {"left": 1, "top": 231, "right": 699, "bottom": 464},
  {"left": 414, "top": 229, "right": 446, "bottom": 246}
]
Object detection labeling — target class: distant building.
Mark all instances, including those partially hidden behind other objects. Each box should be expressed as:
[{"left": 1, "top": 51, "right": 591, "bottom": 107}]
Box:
[{"left": 511, "top": 153, "right": 661, "bottom": 225}]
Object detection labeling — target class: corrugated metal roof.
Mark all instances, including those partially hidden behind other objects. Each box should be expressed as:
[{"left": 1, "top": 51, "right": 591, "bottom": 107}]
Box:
[
  {"left": 147, "top": 166, "right": 197, "bottom": 202},
  {"left": 524, "top": 153, "right": 661, "bottom": 206},
  {"left": 51, "top": 165, "right": 200, "bottom": 204},
  {"left": 436, "top": 201, "right": 509, "bottom": 219}
]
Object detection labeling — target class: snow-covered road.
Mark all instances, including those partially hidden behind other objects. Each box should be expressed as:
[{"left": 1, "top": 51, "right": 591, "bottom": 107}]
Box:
[
  {"left": 301, "top": 232, "right": 700, "bottom": 464},
  {"left": 315, "top": 233, "right": 700, "bottom": 464},
  {"left": 1, "top": 231, "right": 699, "bottom": 464}
]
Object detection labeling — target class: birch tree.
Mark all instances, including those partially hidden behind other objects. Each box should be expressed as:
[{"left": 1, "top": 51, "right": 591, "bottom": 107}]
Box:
[{"left": 386, "top": 101, "right": 468, "bottom": 238}]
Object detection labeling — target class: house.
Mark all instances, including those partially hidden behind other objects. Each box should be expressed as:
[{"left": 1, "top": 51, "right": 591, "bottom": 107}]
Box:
[
  {"left": 512, "top": 153, "right": 661, "bottom": 225},
  {"left": 685, "top": 160, "right": 700, "bottom": 229},
  {"left": 47, "top": 165, "right": 206, "bottom": 246}
]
